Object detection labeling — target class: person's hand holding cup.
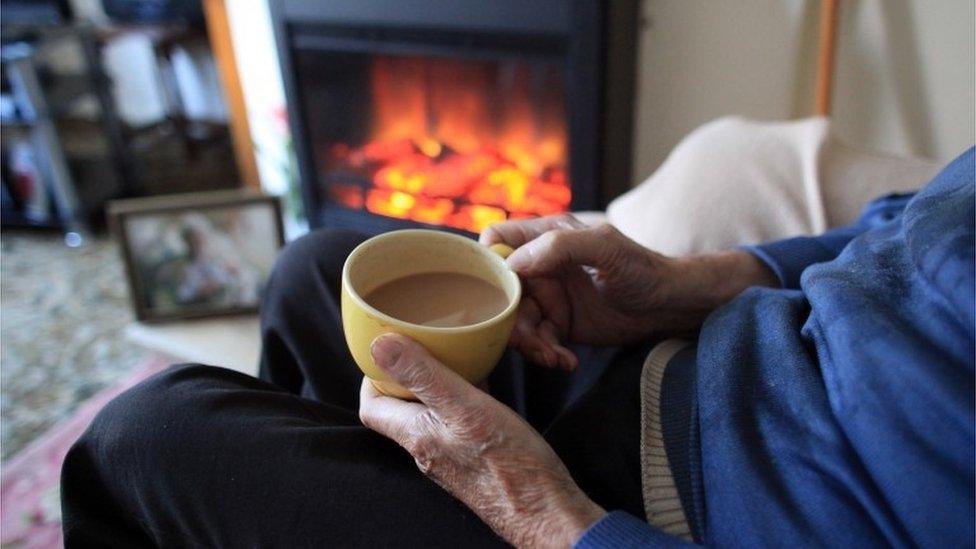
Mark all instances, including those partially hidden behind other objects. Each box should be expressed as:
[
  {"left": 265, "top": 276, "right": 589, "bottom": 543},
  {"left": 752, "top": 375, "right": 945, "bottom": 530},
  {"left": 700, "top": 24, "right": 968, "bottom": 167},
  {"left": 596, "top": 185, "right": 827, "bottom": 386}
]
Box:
[
  {"left": 341, "top": 229, "right": 520, "bottom": 398},
  {"left": 345, "top": 230, "right": 605, "bottom": 546}
]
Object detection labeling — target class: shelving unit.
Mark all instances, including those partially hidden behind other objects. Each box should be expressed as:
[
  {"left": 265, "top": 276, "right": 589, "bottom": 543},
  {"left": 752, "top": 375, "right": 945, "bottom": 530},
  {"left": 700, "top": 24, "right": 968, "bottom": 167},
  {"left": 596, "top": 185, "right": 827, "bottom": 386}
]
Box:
[{"left": 1, "top": 24, "right": 140, "bottom": 245}]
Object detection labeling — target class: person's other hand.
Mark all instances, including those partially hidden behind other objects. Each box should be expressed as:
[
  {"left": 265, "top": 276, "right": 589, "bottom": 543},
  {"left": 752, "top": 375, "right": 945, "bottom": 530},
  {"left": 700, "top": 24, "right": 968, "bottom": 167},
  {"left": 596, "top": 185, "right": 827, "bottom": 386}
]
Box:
[
  {"left": 481, "top": 215, "right": 777, "bottom": 369},
  {"left": 359, "top": 333, "right": 605, "bottom": 548}
]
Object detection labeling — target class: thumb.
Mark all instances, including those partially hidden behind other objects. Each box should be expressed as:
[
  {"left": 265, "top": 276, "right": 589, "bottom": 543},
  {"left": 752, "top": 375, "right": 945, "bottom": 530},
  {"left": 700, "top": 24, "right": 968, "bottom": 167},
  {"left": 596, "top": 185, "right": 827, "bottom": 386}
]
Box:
[
  {"left": 370, "top": 333, "right": 476, "bottom": 413},
  {"left": 506, "top": 223, "right": 619, "bottom": 276}
]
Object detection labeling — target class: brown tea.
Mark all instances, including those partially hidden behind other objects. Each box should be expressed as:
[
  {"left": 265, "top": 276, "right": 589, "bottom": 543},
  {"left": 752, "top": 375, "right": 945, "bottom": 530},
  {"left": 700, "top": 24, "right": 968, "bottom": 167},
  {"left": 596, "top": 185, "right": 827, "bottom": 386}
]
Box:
[{"left": 364, "top": 272, "right": 508, "bottom": 327}]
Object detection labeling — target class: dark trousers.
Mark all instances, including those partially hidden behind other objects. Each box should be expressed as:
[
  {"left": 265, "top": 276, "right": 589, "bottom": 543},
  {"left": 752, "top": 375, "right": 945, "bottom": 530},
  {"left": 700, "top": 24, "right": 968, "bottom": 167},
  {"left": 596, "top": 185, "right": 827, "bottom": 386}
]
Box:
[{"left": 61, "top": 230, "right": 647, "bottom": 548}]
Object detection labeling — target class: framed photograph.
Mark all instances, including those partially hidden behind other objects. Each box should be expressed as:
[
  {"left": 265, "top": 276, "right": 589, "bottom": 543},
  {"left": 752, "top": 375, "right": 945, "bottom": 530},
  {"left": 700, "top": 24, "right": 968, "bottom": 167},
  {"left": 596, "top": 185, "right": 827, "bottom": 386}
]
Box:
[{"left": 109, "top": 190, "right": 285, "bottom": 323}]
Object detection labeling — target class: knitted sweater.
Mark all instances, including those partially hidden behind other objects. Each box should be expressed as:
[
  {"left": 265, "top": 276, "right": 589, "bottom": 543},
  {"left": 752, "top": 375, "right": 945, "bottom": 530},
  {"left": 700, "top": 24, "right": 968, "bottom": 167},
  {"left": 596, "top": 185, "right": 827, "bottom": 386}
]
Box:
[{"left": 577, "top": 148, "right": 975, "bottom": 547}]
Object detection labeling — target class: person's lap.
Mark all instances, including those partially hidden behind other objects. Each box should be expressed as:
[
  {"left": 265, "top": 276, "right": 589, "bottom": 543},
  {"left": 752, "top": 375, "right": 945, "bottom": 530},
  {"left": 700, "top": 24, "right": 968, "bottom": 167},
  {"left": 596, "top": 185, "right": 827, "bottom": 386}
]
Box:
[{"left": 60, "top": 229, "right": 647, "bottom": 547}]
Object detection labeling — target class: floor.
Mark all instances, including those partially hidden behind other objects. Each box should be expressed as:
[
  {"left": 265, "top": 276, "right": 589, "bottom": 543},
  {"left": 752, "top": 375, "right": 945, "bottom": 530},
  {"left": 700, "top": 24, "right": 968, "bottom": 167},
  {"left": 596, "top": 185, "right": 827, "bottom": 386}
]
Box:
[
  {"left": 0, "top": 232, "right": 146, "bottom": 461},
  {"left": 1, "top": 126, "right": 241, "bottom": 462}
]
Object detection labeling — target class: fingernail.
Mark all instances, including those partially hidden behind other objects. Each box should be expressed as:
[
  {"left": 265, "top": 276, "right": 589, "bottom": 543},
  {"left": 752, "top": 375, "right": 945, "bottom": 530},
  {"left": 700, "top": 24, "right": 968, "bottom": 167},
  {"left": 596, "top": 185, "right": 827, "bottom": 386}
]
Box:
[
  {"left": 543, "top": 349, "right": 557, "bottom": 369},
  {"left": 504, "top": 246, "right": 528, "bottom": 270},
  {"left": 371, "top": 335, "right": 403, "bottom": 370}
]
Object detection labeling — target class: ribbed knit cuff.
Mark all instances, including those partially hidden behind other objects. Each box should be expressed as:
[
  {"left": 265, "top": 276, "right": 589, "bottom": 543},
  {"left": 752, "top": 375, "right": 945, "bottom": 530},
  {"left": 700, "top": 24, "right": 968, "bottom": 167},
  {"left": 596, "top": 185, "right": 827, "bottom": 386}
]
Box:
[
  {"left": 574, "top": 511, "right": 695, "bottom": 548},
  {"left": 639, "top": 339, "right": 693, "bottom": 539},
  {"left": 740, "top": 239, "right": 835, "bottom": 290},
  {"left": 660, "top": 343, "right": 706, "bottom": 542}
]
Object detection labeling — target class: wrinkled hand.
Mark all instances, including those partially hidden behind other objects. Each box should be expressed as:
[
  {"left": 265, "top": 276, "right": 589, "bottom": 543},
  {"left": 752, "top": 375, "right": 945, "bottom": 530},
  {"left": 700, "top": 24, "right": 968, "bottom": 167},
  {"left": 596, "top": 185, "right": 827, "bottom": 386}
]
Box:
[
  {"left": 359, "top": 333, "right": 605, "bottom": 548},
  {"left": 481, "top": 214, "right": 777, "bottom": 370}
]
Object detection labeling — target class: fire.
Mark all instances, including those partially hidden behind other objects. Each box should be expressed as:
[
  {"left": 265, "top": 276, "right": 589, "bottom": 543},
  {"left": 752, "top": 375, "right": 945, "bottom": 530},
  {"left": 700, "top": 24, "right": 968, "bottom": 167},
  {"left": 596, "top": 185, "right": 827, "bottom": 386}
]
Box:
[{"left": 325, "top": 56, "right": 570, "bottom": 233}]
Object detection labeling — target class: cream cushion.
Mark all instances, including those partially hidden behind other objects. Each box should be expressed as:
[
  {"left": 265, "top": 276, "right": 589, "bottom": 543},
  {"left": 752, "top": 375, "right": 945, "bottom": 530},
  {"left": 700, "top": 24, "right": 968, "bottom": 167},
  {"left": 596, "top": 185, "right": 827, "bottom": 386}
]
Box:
[{"left": 605, "top": 117, "right": 942, "bottom": 256}]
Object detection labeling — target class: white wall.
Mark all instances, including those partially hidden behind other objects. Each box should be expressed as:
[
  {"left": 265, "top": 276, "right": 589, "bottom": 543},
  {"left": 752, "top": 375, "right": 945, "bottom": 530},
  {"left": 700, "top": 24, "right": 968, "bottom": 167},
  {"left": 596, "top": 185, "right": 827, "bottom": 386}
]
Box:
[
  {"left": 632, "top": 0, "right": 976, "bottom": 183},
  {"left": 224, "top": 0, "right": 306, "bottom": 236},
  {"left": 224, "top": 0, "right": 287, "bottom": 196}
]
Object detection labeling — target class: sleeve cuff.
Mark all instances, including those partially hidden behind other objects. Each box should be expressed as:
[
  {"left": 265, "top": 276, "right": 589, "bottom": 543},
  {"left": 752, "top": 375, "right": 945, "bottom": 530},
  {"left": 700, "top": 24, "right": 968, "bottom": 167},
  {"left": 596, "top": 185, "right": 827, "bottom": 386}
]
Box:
[
  {"left": 740, "top": 238, "right": 837, "bottom": 290},
  {"left": 574, "top": 511, "right": 695, "bottom": 548}
]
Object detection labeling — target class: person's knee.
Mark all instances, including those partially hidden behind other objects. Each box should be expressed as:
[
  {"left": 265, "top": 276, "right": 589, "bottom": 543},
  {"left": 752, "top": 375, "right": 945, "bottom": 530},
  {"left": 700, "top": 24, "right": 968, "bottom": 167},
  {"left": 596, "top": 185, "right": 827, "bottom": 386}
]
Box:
[
  {"left": 266, "top": 229, "right": 367, "bottom": 300},
  {"left": 66, "top": 364, "right": 235, "bottom": 475},
  {"left": 61, "top": 364, "right": 260, "bottom": 536}
]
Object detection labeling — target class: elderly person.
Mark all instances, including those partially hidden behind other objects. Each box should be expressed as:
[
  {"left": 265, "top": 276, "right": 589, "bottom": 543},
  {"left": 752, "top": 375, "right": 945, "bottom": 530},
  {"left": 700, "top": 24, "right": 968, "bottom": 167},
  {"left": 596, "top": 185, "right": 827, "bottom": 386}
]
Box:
[{"left": 61, "top": 149, "right": 973, "bottom": 547}]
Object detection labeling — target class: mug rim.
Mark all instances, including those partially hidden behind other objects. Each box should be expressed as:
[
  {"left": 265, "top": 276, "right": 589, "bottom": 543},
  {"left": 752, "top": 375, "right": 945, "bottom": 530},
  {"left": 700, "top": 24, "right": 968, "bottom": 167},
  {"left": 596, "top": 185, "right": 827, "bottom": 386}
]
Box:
[{"left": 342, "top": 229, "right": 522, "bottom": 334}]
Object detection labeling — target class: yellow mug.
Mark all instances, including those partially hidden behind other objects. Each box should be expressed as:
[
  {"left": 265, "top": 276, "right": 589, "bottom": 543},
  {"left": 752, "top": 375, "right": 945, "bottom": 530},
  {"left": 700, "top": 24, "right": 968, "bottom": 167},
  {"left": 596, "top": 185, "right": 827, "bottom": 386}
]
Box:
[{"left": 341, "top": 229, "right": 520, "bottom": 399}]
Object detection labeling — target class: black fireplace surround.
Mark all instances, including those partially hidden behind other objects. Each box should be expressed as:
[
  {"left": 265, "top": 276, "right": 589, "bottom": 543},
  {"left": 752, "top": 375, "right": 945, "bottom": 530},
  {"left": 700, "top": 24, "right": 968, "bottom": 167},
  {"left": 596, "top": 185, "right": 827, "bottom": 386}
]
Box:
[{"left": 271, "top": 0, "right": 638, "bottom": 235}]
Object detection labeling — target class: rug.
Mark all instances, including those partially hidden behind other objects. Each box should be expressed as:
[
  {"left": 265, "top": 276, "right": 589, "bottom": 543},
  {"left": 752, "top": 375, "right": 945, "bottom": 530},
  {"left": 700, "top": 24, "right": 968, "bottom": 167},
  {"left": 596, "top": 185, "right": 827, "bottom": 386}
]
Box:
[
  {"left": 1, "top": 232, "right": 148, "bottom": 461},
  {"left": 0, "top": 355, "right": 170, "bottom": 548}
]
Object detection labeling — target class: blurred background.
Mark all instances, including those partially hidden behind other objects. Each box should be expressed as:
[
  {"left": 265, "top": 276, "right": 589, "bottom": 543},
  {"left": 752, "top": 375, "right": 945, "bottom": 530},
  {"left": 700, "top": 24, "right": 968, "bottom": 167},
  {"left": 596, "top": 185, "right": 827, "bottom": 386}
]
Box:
[{"left": 0, "top": 0, "right": 973, "bottom": 546}]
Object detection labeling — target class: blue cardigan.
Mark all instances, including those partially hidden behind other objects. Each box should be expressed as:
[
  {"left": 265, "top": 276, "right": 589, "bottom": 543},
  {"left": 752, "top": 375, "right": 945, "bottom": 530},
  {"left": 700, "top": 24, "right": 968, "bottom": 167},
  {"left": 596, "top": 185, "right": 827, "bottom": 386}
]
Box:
[{"left": 577, "top": 148, "right": 975, "bottom": 547}]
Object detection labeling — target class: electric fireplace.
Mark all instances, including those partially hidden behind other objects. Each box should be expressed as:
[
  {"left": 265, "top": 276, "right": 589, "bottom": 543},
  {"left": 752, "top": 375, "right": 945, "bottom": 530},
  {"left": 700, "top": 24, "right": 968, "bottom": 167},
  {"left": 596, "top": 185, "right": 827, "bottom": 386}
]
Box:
[{"left": 271, "top": 0, "right": 637, "bottom": 235}]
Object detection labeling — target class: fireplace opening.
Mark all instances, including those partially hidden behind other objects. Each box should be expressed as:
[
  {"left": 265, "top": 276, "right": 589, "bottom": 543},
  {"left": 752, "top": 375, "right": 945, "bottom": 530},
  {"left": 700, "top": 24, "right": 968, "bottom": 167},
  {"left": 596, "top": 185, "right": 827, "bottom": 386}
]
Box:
[
  {"left": 298, "top": 52, "right": 570, "bottom": 234},
  {"left": 273, "top": 1, "right": 638, "bottom": 236}
]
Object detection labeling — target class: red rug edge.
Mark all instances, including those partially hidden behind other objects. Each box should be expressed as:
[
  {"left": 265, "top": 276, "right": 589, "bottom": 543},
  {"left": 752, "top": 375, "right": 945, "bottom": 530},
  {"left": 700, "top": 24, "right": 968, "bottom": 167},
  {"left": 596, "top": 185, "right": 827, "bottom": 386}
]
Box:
[{"left": 1, "top": 354, "right": 173, "bottom": 547}]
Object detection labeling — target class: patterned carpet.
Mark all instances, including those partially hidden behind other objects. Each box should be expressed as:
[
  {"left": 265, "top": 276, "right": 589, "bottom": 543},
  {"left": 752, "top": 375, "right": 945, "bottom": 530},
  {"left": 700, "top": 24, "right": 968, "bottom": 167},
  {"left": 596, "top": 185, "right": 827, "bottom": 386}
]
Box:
[{"left": 1, "top": 232, "right": 147, "bottom": 461}]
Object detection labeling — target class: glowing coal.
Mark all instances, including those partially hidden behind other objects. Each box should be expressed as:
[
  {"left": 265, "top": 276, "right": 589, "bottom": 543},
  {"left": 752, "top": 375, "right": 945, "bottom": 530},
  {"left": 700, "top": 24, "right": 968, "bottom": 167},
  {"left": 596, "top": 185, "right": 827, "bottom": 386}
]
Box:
[{"left": 326, "top": 56, "right": 570, "bottom": 233}]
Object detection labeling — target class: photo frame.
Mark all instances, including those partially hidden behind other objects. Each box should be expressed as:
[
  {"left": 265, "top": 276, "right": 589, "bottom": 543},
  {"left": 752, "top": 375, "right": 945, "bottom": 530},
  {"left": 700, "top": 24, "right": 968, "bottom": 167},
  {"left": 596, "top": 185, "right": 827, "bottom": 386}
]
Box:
[{"left": 109, "top": 190, "right": 285, "bottom": 323}]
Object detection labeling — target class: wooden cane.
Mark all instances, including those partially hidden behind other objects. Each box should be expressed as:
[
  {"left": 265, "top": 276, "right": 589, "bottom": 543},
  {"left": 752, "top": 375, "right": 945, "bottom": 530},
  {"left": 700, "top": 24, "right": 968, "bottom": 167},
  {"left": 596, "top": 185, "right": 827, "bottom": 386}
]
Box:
[{"left": 814, "top": 0, "right": 840, "bottom": 116}]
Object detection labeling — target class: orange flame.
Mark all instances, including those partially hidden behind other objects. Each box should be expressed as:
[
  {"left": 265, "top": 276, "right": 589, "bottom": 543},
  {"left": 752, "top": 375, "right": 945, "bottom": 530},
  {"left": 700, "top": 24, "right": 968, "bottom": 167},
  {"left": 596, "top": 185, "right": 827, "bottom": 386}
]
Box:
[{"left": 327, "top": 56, "right": 570, "bottom": 233}]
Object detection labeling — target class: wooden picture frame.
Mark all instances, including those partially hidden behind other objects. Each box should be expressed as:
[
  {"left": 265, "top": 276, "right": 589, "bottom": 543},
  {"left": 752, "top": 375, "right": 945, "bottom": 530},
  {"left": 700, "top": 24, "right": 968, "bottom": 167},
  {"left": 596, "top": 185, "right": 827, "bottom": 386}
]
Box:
[{"left": 109, "top": 190, "right": 285, "bottom": 323}]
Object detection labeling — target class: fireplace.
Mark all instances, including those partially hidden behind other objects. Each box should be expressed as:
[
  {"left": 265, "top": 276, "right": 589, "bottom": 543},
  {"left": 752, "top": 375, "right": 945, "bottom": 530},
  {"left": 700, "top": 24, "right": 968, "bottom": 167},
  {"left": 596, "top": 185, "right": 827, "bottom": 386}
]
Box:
[{"left": 271, "top": 0, "right": 637, "bottom": 235}]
